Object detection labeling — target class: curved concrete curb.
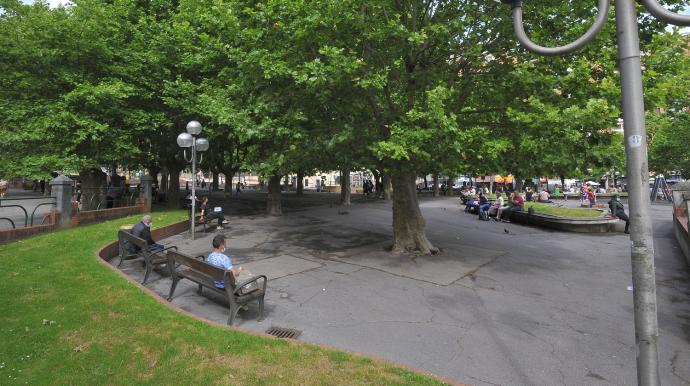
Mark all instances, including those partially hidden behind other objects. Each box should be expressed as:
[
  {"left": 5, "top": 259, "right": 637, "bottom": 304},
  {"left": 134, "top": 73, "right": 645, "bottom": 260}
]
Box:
[
  {"left": 511, "top": 210, "right": 619, "bottom": 233},
  {"left": 95, "top": 219, "right": 463, "bottom": 386}
]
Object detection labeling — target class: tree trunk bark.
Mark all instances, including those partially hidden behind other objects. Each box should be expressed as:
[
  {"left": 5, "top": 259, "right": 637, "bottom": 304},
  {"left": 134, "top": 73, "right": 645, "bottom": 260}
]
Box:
[
  {"left": 296, "top": 171, "right": 304, "bottom": 195},
  {"left": 391, "top": 171, "right": 438, "bottom": 254},
  {"left": 160, "top": 171, "right": 168, "bottom": 193},
  {"left": 167, "top": 165, "right": 182, "bottom": 204},
  {"left": 423, "top": 175, "right": 428, "bottom": 189},
  {"left": 560, "top": 174, "right": 566, "bottom": 192},
  {"left": 372, "top": 169, "right": 382, "bottom": 198},
  {"left": 79, "top": 168, "right": 108, "bottom": 210},
  {"left": 267, "top": 175, "right": 282, "bottom": 216},
  {"left": 382, "top": 174, "right": 392, "bottom": 200},
  {"left": 340, "top": 169, "right": 351, "bottom": 206},
  {"left": 489, "top": 178, "right": 494, "bottom": 194},
  {"left": 212, "top": 172, "right": 219, "bottom": 191},
  {"left": 515, "top": 175, "right": 523, "bottom": 192},
  {"left": 433, "top": 174, "right": 440, "bottom": 197}
]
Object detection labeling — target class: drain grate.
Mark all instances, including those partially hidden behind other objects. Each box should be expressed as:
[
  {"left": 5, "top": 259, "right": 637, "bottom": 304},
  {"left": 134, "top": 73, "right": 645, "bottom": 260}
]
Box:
[{"left": 266, "top": 326, "right": 302, "bottom": 339}]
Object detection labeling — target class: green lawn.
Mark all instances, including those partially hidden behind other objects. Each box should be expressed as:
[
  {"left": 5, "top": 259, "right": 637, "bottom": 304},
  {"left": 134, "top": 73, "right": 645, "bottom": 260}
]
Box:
[
  {"left": 0, "top": 211, "right": 445, "bottom": 385},
  {"left": 525, "top": 202, "right": 603, "bottom": 218}
]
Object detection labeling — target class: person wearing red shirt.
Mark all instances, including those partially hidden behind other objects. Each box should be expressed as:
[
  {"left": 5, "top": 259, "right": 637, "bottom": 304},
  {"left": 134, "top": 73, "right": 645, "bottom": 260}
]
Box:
[{"left": 501, "top": 192, "right": 525, "bottom": 222}]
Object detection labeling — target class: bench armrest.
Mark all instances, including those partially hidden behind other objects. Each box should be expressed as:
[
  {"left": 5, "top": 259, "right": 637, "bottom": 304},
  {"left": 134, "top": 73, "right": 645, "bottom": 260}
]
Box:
[
  {"left": 194, "top": 254, "right": 206, "bottom": 261},
  {"left": 145, "top": 245, "right": 178, "bottom": 259},
  {"left": 233, "top": 275, "right": 267, "bottom": 295}
]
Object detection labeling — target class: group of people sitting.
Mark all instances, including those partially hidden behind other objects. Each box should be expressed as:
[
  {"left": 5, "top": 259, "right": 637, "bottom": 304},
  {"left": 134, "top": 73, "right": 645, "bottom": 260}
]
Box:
[
  {"left": 525, "top": 187, "right": 553, "bottom": 203},
  {"left": 465, "top": 191, "right": 525, "bottom": 222}
]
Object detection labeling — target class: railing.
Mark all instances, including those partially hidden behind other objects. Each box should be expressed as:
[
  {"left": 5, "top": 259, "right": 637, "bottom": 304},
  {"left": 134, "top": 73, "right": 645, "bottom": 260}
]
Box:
[
  {"left": 77, "top": 186, "right": 139, "bottom": 211},
  {"left": 0, "top": 197, "right": 57, "bottom": 228},
  {"left": 0, "top": 218, "right": 15, "bottom": 229}
]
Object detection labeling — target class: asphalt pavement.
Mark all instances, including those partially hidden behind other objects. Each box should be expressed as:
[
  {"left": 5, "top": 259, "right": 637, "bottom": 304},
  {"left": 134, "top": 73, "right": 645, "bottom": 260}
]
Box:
[{"left": 107, "top": 191, "right": 689, "bottom": 385}]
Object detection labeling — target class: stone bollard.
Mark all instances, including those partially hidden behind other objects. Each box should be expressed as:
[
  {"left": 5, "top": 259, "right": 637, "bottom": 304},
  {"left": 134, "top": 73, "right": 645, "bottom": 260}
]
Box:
[
  {"left": 140, "top": 175, "right": 153, "bottom": 212},
  {"left": 49, "top": 175, "right": 74, "bottom": 227}
]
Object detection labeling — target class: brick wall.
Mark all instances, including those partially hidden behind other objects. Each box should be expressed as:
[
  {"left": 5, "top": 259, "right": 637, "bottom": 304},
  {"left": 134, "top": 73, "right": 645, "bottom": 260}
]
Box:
[
  {"left": 71, "top": 204, "right": 145, "bottom": 226},
  {"left": 0, "top": 212, "right": 58, "bottom": 244}
]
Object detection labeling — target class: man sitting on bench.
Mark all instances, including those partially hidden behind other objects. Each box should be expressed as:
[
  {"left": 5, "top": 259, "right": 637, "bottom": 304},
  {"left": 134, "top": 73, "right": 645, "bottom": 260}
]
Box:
[
  {"left": 207, "top": 234, "right": 243, "bottom": 288},
  {"left": 131, "top": 214, "right": 164, "bottom": 251},
  {"left": 200, "top": 196, "right": 230, "bottom": 230}
]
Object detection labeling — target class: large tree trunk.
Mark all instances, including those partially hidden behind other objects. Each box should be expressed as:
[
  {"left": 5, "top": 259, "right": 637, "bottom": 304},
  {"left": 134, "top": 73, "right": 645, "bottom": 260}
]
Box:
[
  {"left": 423, "top": 175, "right": 428, "bottom": 190},
  {"left": 391, "top": 172, "right": 438, "bottom": 255},
  {"left": 515, "top": 175, "right": 523, "bottom": 192},
  {"left": 372, "top": 169, "right": 382, "bottom": 198},
  {"left": 560, "top": 174, "right": 566, "bottom": 192},
  {"left": 167, "top": 165, "right": 182, "bottom": 204},
  {"left": 296, "top": 171, "right": 304, "bottom": 195},
  {"left": 267, "top": 175, "right": 282, "bottom": 216},
  {"left": 340, "top": 169, "right": 351, "bottom": 206},
  {"left": 80, "top": 168, "right": 108, "bottom": 210},
  {"left": 382, "top": 174, "right": 392, "bottom": 200},
  {"left": 160, "top": 172, "right": 168, "bottom": 192},
  {"left": 433, "top": 174, "right": 440, "bottom": 197},
  {"left": 212, "top": 172, "right": 219, "bottom": 191}
]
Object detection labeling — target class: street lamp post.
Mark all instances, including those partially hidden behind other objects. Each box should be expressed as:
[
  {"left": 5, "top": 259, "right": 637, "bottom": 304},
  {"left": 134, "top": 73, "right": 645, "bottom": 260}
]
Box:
[
  {"left": 499, "top": 1, "right": 690, "bottom": 384},
  {"left": 177, "top": 120, "right": 209, "bottom": 240}
]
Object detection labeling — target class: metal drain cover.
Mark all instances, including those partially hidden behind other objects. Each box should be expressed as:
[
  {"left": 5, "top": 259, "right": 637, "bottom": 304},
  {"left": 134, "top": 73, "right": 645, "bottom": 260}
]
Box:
[{"left": 266, "top": 326, "right": 302, "bottom": 339}]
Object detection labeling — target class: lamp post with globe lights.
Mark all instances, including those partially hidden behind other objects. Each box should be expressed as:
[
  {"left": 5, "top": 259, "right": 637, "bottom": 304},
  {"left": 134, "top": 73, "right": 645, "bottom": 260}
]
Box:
[
  {"left": 499, "top": 1, "right": 690, "bottom": 384},
  {"left": 177, "top": 120, "right": 209, "bottom": 240}
]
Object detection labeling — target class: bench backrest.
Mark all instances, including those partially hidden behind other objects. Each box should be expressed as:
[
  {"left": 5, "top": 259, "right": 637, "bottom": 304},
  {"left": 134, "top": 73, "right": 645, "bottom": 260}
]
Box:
[
  {"left": 168, "top": 250, "right": 236, "bottom": 289},
  {"left": 118, "top": 230, "right": 149, "bottom": 252}
]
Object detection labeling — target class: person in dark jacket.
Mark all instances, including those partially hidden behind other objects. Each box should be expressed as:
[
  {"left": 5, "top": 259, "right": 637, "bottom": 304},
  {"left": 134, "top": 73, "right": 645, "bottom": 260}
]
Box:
[
  {"left": 608, "top": 194, "right": 630, "bottom": 234},
  {"left": 131, "top": 215, "right": 164, "bottom": 251}
]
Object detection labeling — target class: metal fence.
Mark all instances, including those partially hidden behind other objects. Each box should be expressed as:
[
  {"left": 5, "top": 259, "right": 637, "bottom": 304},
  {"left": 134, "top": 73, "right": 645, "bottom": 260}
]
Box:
[
  {"left": 0, "top": 196, "right": 57, "bottom": 229},
  {"left": 77, "top": 186, "right": 139, "bottom": 211}
]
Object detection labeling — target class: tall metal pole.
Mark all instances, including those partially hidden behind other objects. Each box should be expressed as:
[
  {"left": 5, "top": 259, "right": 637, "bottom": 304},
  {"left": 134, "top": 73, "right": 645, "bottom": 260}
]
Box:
[
  {"left": 190, "top": 139, "right": 196, "bottom": 240},
  {"left": 614, "top": 1, "right": 659, "bottom": 384}
]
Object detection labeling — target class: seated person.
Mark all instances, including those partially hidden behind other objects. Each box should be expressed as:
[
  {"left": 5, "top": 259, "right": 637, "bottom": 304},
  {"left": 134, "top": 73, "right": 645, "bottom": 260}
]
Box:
[
  {"left": 207, "top": 234, "right": 244, "bottom": 289},
  {"left": 537, "top": 189, "right": 553, "bottom": 203},
  {"left": 478, "top": 192, "right": 491, "bottom": 220},
  {"left": 525, "top": 187, "right": 534, "bottom": 202},
  {"left": 500, "top": 192, "right": 525, "bottom": 222},
  {"left": 131, "top": 214, "right": 164, "bottom": 251},
  {"left": 200, "top": 196, "right": 229, "bottom": 229},
  {"left": 465, "top": 196, "right": 479, "bottom": 213},
  {"left": 608, "top": 194, "right": 630, "bottom": 234},
  {"left": 490, "top": 193, "right": 505, "bottom": 219}
]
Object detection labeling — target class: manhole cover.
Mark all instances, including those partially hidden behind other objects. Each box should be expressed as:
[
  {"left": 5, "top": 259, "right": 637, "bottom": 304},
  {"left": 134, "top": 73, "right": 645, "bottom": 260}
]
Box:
[{"left": 266, "top": 326, "right": 302, "bottom": 339}]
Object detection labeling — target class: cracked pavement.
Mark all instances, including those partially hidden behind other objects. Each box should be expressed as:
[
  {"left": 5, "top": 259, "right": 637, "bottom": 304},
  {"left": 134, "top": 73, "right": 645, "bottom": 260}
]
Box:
[{"left": 114, "top": 192, "right": 690, "bottom": 385}]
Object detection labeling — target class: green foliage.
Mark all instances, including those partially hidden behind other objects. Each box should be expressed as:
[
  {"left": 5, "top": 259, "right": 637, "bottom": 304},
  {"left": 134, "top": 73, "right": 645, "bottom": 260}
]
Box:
[{"left": 0, "top": 0, "right": 687, "bottom": 187}]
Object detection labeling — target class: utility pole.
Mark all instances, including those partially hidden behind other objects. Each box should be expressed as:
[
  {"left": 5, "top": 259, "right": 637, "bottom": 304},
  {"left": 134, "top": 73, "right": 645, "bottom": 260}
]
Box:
[{"left": 499, "top": 1, "right": 690, "bottom": 384}]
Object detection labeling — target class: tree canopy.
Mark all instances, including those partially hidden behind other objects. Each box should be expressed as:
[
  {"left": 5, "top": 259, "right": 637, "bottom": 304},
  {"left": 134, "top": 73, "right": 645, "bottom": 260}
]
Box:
[{"left": 1, "top": 0, "right": 688, "bottom": 252}]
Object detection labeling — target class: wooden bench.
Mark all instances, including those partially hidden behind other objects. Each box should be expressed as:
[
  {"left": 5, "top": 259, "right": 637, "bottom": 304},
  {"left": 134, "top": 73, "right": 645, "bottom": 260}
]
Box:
[
  {"left": 117, "top": 230, "right": 178, "bottom": 284},
  {"left": 167, "top": 250, "right": 266, "bottom": 325}
]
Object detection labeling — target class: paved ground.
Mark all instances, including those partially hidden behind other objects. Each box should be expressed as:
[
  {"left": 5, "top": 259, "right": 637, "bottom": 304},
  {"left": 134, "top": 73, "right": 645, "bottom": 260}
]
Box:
[{"left": 114, "top": 191, "right": 689, "bottom": 385}]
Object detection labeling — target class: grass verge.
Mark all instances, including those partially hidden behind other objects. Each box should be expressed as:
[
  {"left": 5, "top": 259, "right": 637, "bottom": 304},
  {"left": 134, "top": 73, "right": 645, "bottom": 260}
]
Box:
[
  {"left": 525, "top": 202, "right": 602, "bottom": 218},
  {"left": 0, "top": 210, "right": 446, "bottom": 385}
]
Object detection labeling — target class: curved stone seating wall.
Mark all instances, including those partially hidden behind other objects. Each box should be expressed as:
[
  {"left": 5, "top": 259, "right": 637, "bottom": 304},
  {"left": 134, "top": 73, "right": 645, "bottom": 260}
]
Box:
[{"left": 510, "top": 210, "right": 619, "bottom": 233}]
